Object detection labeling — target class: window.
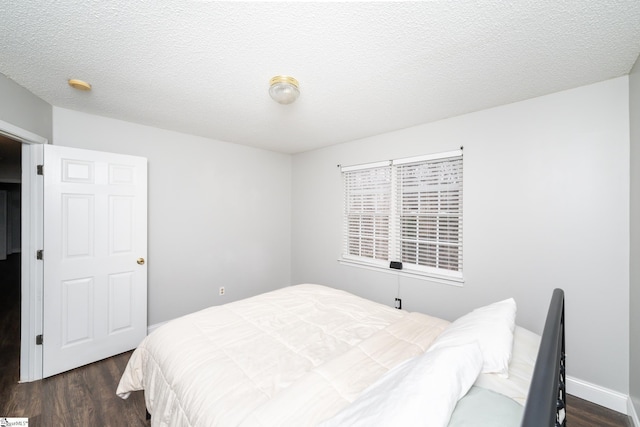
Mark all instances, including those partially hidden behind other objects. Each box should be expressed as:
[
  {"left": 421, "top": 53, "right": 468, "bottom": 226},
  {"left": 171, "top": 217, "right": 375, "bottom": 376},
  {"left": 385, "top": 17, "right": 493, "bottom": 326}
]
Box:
[{"left": 342, "top": 150, "right": 463, "bottom": 282}]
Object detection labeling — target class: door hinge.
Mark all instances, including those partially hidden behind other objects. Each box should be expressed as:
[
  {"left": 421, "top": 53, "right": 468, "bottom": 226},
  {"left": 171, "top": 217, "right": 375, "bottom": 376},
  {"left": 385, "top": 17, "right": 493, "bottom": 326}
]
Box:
[
  {"left": 37, "top": 164, "right": 44, "bottom": 175},
  {"left": 36, "top": 249, "right": 43, "bottom": 260},
  {"left": 36, "top": 334, "right": 43, "bottom": 345}
]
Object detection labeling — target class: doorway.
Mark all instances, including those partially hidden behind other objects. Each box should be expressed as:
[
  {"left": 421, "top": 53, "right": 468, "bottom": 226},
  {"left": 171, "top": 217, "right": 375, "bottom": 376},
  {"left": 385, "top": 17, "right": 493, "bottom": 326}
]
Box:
[
  {"left": 0, "top": 120, "right": 147, "bottom": 381},
  {"left": 0, "top": 119, "right": 47, "bottom": 382},
  {"left": 0, "top": 135, "right": 23, "bottom": 384}
]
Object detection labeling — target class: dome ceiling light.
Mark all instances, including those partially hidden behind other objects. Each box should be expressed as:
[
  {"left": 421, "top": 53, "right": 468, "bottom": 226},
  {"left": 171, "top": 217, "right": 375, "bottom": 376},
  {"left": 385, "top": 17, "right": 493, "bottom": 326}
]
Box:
[
  {"left": 68, "top": 79, "right": 92, "bottom": 91},
  {"left": 269, "top": 76, "right": 299, "bottom": 105}
]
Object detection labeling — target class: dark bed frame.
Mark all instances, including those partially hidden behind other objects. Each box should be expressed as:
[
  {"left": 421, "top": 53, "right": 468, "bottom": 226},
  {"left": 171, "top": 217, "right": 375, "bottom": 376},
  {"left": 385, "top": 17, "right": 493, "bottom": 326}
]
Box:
[{"left": 521, "top": 288, "right": 566, "bottom": 427}]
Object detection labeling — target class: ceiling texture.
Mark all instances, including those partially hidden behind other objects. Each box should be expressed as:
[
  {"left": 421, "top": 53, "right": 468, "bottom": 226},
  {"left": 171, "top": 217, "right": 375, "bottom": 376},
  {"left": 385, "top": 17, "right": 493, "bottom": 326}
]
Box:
[{"left": 1, "top": 1, "right": 640, "bottom": 154}]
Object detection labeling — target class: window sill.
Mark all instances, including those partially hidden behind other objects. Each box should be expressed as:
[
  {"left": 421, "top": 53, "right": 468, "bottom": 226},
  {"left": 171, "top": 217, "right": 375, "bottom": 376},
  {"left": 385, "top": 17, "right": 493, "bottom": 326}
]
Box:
[{"left": 338, "top": 258, "right": 464, "bottom": 287}]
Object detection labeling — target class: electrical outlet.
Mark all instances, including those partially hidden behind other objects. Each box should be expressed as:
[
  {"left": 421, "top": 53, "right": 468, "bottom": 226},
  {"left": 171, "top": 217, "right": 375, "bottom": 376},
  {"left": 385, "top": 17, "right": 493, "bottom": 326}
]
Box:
[{"left": 219, "top": 286, "right": 225, "bottom": 296}]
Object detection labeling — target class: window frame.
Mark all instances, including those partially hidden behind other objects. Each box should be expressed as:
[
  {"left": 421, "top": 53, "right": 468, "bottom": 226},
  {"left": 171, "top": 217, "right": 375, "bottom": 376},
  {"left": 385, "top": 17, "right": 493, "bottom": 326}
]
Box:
[{"left": 340, "top": 150, "right": 463, "bottom": 284}]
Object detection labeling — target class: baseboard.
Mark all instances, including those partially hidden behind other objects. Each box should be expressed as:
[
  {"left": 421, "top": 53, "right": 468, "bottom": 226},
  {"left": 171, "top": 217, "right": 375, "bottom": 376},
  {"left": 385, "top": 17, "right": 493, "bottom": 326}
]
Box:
[
  {"left": 629, "top": 398, "right": 639, "bottom": 427},
  {"left": 147, "top": 321, "right": 168, "bottom": 335},
  {"left": 567, "top": 375, "right": 629, "bottom": 414}
]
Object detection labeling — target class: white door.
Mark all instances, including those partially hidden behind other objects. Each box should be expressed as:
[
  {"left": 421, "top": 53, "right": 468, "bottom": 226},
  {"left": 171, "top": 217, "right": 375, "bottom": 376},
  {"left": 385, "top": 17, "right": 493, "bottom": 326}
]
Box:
[{"left": 42, "top": 145, "right": 147, "bottom": 378}]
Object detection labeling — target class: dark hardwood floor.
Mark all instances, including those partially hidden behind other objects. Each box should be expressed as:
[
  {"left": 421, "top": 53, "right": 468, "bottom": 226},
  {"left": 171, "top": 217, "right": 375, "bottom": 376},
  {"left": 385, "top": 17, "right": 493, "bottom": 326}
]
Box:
[
  {"left": 0, "top": 253, "right": 634, "bottom": 426},
  {"left": 566, "top": 394, "right": 633, "bottom": 427}
]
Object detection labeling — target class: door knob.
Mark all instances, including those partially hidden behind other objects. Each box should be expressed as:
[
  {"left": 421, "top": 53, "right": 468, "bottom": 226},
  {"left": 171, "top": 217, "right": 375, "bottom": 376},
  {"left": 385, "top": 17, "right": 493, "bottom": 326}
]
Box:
[{"left": 137, "top": 258, "right": 145, "bottom": 265}]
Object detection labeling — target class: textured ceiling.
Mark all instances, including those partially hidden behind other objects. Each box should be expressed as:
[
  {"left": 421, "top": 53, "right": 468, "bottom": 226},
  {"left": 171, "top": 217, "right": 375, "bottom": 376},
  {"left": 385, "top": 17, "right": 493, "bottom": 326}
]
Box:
[{"left": 1, "top": 1, "right": 640, "bottom": 154}]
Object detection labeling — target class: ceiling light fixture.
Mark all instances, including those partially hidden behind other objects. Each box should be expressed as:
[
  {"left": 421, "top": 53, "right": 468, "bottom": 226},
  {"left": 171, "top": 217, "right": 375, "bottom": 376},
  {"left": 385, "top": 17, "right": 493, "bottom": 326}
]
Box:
[
  {"left": 269, "top": 76, "right": 299, "bottom": 105},
  {"left": 68, "top": 79, "right": 92, "bottom": 91}
]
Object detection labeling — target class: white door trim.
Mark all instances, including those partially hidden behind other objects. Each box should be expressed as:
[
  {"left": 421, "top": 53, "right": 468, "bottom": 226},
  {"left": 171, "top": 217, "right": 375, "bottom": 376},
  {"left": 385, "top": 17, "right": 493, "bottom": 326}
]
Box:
[
  {"left": 0, "top": 119, "right": 48, "bottom": 145},
  {"left": 20, "top": 142, "right": 44, "bottom": 382},
  {"left": 0, "top": 119, "right": 48, "bottom": 382}
]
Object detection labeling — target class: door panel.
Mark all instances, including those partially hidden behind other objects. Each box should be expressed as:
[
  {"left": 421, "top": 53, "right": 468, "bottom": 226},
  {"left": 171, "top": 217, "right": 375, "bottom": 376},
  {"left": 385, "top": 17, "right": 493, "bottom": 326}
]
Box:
[
  {"left": 108, "top": 272, "right": 135, "bottom": 333},
  {"left": 43, "top": 145, "right": 147, "bottom": 378},
  {"left": 62, "top": 277, "right": 94, "bottom": 346},
  {"left": 63, "top": 194, "right": 94, "bottom": 257},
  {"left": 110, "top": 196, "right": 134, "bottom": 253}
]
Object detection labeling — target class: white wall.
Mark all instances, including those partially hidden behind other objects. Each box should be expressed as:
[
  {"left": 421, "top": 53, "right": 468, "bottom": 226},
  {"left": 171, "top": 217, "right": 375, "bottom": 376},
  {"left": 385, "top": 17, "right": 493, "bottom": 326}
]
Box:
[
  {"left": 53, "top": 107, "right": 292, "bottom": 325},
  {"left": 0, "top": 72, "right": 52, "bottom": 141},
  {"left": 292, "top": 77, "right": 630, "bottom": 398},
  {"left": 629, "top": 52, "right": 640, "bottom": 418}
]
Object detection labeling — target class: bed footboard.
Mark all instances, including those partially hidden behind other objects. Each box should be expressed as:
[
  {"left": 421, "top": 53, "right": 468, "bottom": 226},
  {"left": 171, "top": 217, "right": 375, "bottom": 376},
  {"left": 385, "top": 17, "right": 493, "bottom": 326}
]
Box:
[{"left": 521, "top": 288, "right": 566, "bottom": 427}]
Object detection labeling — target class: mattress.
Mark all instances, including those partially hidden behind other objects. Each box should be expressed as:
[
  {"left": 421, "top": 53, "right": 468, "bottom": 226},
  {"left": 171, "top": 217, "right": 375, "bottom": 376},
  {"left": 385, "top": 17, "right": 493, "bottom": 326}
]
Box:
[{"left": 117, "top": 284, "right": 538, "bottom": 426}]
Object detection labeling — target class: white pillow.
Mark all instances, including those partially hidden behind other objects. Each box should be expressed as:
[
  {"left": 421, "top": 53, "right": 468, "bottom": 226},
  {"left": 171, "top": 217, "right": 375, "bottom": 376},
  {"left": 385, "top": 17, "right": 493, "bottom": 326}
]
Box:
[
  {"left": 319, "top": 343, "right": 483, "bottom": 427},
  {"left": 429, "top": 298, "right": 516, "bottom": 378}
]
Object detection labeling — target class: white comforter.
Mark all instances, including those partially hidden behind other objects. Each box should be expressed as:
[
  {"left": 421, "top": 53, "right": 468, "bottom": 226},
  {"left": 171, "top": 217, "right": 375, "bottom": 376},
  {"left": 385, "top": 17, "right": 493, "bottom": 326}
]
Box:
[{"left": 117, "top": 284, "right": 449, "bottom": 426}]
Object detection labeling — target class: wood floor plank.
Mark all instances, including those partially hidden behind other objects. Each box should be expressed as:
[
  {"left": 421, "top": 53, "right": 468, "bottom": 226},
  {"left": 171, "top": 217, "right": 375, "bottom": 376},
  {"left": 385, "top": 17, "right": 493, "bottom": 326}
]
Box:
[{"left": 566, "top": 394, "right": 633, "bottom": 427}]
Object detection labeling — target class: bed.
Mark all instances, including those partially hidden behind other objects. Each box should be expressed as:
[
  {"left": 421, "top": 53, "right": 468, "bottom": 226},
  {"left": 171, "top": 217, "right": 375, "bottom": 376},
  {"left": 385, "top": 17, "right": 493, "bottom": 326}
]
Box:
[{"left": 117, "top": 284, "right": 565, "bottom": 426}]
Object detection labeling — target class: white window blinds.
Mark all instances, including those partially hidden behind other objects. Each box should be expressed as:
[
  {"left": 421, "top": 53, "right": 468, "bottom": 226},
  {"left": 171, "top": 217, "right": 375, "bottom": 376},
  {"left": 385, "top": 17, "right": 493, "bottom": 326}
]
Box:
[
  {"left": 342, "top": 150, "right": 463, "bottom": 280},
  {"left": 395, "top": 153, "right": 463, "bottom": 275},
  {"left": 343, "top": 163, "right": 392, "bottom": 263}
]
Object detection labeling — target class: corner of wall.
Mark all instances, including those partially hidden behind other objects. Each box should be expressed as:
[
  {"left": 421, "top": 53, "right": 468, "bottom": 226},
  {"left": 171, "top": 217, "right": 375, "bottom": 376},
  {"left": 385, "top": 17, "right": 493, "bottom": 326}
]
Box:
[
  {"left": 629, "top": 50, "right": 640, "bottom": 423},
  {"left": 0, "top": 73, "right": 52, "bottom": 141},
  {"left": 629, "top": 396, "right": 640, "bottom": 427}
]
